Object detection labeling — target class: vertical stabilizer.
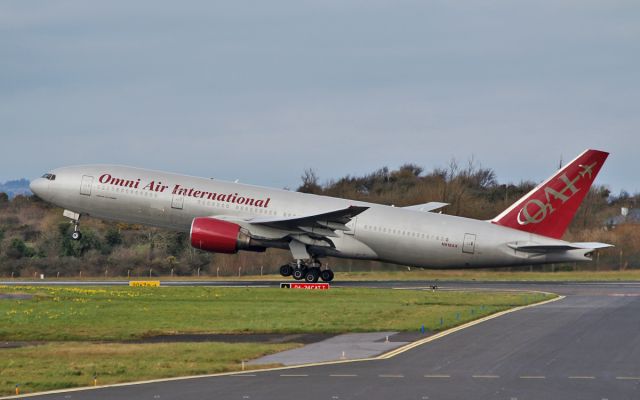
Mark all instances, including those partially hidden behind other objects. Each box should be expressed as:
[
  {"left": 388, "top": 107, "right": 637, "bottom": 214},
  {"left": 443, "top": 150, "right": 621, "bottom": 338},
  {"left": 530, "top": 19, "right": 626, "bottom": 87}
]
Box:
[{"left": 492, "top": 149, "right": 608, "bottom": 239}]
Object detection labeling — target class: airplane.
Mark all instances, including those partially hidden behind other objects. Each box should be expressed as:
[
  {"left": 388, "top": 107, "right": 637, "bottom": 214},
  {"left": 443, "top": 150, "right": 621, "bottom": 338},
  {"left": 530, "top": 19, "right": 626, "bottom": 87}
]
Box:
[{"left": 30, "top": 149, "right": 612, "bottom": 282}]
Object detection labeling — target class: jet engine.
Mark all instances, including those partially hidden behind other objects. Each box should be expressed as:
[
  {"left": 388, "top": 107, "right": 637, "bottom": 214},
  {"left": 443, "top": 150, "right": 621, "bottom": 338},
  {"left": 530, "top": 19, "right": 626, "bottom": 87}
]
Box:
[{"left": 190, "top": 217, "right": 258, "bottom": 253}]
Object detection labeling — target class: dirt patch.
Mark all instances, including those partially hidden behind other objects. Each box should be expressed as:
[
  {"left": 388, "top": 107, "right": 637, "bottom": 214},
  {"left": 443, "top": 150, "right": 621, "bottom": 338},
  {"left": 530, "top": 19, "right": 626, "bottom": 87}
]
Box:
[
  {"left": 0, "top": 294, "right": 32, "bottom": 300},
  {"left": 0, "top": 334, "right": 333, "bottom": 349},
  {"left": 127, "top": 333, "right": 334, "bottom": 344},
  {"left": 0, "top": 341, "right": 44, "bottom": 349}
]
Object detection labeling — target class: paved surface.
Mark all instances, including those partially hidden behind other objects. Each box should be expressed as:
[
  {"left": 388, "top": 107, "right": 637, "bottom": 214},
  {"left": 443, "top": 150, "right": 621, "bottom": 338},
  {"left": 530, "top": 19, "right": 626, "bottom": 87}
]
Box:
[
  {"left": 250, "top": 332, "right": 407, "bottom": 366},
  {"left": 5, "top": 281, "right": 640, "bottom": 400}
]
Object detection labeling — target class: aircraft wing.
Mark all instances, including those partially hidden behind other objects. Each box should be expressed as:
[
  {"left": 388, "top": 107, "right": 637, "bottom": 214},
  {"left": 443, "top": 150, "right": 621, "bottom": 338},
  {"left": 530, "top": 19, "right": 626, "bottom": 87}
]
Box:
[
  {"left": 248, "top": 205, "right": 369, "bottom": 233},
  {"left": 403, "top": 202, "right": 449, "bottom": 212},
  {"left": 212, "top": 205, "right": 370, "bottom": 259},
  {"left": 508, "top": 242, "right": 613, "bottom": 253}
]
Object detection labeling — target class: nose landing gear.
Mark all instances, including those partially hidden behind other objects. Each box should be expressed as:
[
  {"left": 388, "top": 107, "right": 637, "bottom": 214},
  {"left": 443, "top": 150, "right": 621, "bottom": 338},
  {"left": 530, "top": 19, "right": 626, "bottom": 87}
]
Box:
[
  {"left": 71, "top": 226, "right": 82, "bottom": 241},
  {"left": 63, "top": 210, "right": 82, "bottom": 241}
]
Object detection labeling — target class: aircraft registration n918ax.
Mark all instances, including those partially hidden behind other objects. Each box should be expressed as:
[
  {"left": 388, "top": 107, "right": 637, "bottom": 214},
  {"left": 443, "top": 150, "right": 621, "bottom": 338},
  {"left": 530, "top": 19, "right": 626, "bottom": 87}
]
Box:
[{"left": 30, "top": 149, "right": 612, "bottom": 283}]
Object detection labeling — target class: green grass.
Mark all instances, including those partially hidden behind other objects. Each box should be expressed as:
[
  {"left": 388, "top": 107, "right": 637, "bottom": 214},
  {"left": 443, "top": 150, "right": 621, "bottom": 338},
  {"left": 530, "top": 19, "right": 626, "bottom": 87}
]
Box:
[
  {"left": 0, "top": 285, "right": 554, "bottom": 396},
  {"left": 0, "top": 286, "right": 552, "bottom": 341},
  {"left": 0, "top": 341, "right": 297, "bottom": 396}
]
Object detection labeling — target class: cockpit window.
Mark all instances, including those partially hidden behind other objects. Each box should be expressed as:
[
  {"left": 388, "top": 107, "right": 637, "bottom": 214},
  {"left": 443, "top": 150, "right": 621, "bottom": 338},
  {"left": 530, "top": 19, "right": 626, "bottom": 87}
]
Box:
[{"left": 41, "top": 173, "right": 56, "bottom": 181}]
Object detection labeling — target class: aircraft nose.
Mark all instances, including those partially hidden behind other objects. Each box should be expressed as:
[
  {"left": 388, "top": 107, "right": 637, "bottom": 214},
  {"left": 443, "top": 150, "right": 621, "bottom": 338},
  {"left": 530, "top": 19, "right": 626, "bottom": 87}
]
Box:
[{"left": 29, "top": 178, "right": 48, "bottom": 198}]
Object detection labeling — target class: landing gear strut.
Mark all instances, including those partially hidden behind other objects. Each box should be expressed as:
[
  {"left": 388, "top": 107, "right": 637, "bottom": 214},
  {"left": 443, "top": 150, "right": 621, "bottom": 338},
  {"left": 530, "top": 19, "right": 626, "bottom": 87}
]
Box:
[{"left": 279, "top": 259, "right": 334, "bottom": 283}]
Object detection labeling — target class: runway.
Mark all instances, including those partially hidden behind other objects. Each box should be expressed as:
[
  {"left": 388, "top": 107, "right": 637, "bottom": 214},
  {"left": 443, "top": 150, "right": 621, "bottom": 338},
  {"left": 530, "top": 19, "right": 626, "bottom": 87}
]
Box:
[{"left": 5, "top": 281, "right": 640, "bottom": 400}]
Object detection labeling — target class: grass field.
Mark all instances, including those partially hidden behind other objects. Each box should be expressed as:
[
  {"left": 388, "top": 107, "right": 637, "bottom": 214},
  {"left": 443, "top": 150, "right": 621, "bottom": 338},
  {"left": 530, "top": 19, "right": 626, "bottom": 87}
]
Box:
[
  {"left": 0, "top": 286, "right": 552, "bottom": 340},
  {"left": 0, "top": 342, "right": 296, "bottom": 395},
  {"left": 0, "top": 285, "right": 553, "bottom": 395}
]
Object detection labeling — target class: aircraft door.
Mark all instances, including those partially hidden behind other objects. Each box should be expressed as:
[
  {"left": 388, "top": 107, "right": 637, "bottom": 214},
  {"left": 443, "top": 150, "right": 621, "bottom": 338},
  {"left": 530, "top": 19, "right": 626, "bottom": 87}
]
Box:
[
  {"left": 171, "top": 193, "right": 184, "bottom": 210},
  {"left": 80, "top": 175, "right": 94, "bottom": 196},
  {"left": 462, "top": 233, "right": 476, "bottom": 254}
]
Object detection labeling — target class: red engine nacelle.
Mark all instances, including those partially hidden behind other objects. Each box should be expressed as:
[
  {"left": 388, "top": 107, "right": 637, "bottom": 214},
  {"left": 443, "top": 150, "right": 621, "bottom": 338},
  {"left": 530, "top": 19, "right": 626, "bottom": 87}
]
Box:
[{"left": 190, "top": 217, "right": 252, "bottom": 254}]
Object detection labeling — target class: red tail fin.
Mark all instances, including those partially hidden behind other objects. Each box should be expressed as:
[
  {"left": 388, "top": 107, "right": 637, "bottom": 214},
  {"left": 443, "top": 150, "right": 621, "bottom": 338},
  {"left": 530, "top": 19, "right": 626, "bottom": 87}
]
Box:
[{"left": 492, "top": 149, "right": 609, "bottom": 239}]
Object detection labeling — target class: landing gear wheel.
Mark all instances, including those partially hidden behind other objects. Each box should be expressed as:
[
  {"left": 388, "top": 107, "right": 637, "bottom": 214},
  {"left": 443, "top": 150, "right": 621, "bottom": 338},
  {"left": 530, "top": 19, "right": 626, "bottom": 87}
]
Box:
[
  {"left": 279, "top": 264, "right": 293, "bottom": 277},
  {"left": 305, "top": 268, "right": 320, "bottom": 283},
  {"left": 71, "top": 231, "right": 82, "bottom": 241},
  {"left": 292, "top": 268, "right": 306, "bottom": 280},
  {"left": 320, "top": 269, "right": 334, "bottom": 282}
]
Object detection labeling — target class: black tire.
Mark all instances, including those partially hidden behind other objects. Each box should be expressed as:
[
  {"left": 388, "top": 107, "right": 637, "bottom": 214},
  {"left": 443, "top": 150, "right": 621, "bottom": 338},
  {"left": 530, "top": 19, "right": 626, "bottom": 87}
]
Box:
[
  {"left": 279, "top": 264, "right": 293, "bottom": 277},
  {"left": 71, "top": 231, "right": 82, "bottom": 241},
  {"left": 305, "top": 268, "right": 320, "bottom": 283},
  {"left": 320, "top": 269, "right": 334, "bottom": 282},
  {"left": 292, "top": 268, "right": 306, "bottom": 280}
]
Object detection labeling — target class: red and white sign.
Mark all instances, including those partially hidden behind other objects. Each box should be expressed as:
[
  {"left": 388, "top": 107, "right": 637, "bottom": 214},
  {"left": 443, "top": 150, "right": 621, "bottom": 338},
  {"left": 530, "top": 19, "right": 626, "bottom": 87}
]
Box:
[{"left": 280, "top": 282, "right": 330, "bottom": 290}]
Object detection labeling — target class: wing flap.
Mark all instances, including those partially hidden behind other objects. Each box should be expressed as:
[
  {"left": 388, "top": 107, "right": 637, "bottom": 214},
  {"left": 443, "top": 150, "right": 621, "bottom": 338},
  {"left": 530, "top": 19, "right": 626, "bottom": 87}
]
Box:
[{"left": 298, "top": 226, "right": 339, "bottom": 238}]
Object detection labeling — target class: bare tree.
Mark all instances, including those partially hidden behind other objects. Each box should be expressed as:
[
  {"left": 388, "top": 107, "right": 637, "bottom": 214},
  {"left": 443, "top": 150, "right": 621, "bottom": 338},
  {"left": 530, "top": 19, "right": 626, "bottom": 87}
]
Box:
[{"left": 297, "top": 168, "right": 322, "bottom": 194}]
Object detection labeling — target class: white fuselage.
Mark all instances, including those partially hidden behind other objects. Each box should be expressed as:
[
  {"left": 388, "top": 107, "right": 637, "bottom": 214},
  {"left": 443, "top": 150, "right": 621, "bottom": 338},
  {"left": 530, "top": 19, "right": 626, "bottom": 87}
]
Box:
[{"left": 30, "top": 165, "right": 592, "bottom": 268}]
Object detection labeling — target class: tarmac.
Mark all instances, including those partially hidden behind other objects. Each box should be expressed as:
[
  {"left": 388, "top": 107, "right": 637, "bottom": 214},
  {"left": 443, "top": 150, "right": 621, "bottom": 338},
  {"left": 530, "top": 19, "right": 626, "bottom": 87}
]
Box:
[
  {"left": 249, "top": 331, "right": 409, "bottom": 366},
  {"left": 2, "top": 280, "right": 640, "bottom": 399}
]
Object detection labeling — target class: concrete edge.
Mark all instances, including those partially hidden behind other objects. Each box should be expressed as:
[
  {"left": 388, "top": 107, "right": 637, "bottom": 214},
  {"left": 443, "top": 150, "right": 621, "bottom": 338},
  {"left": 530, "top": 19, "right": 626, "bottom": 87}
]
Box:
[{"left": 1, "top": 293, "right": 566, "bottom": 399}]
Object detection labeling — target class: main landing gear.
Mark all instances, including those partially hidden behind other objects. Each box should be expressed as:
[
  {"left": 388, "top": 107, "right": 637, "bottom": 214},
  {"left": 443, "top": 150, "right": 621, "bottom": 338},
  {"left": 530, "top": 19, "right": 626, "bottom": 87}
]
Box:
[{"left": 279, "top": 260, "right": 334, "bottom": 283}]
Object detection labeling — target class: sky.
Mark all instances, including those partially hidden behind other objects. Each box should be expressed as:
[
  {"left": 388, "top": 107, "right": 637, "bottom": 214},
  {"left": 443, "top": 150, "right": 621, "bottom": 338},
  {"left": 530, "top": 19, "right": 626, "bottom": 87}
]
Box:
[{"left": 1, "top": 1, "right": 639, "bottom": 195}]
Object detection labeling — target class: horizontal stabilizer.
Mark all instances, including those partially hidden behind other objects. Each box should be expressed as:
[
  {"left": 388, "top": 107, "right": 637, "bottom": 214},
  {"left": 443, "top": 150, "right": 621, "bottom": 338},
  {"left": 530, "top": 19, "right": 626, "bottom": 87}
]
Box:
[
  {"left": 508, "top": 241, "right": 613, "bottom": 253},
  {"left": 403, "top": 202, "right": 449, "bottom": 212}
]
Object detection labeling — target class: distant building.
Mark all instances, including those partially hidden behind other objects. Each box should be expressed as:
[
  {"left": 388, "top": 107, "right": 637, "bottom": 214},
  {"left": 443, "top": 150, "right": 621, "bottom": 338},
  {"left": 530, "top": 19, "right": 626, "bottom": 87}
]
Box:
[{"left": 605, "top": 207, "right": 640, "bottom": 229}]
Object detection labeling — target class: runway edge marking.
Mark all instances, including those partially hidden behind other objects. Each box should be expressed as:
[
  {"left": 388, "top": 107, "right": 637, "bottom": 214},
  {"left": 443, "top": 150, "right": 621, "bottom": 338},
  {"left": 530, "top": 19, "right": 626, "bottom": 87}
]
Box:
[
  {"left": 377, "top": 293, "right": 564, "bottom": 359},
  {"left": 0, "top": 293, "right": 565, "bottom": 399}
]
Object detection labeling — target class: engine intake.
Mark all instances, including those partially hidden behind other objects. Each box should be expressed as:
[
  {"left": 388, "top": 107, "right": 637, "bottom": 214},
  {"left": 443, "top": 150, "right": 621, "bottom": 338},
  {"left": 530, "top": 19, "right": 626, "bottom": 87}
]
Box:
[{"left": 190, "top": 218, "right": 253, "bottom": 254}]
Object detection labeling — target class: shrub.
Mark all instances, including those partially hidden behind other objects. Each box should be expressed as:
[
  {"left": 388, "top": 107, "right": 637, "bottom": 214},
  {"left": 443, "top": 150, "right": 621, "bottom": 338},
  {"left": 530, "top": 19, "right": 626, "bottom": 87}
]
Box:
[{"left": 6, "top": 238, "right": 36, "bottom": 259}]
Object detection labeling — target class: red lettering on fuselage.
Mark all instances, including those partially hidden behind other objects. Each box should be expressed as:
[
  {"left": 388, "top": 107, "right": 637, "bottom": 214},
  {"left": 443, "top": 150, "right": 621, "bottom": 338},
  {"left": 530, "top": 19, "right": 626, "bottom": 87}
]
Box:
[
  {"left": 98, "top": 174, "right": 140, "bottom": 189},
  {"left": 170, "top": 184, "right": 271, "bottom": 208},
  {"left": 143, "top": 181, "right": 168, "bottom": 192},
  {"left": 99, "top": 174, "right": 271, "bottom": 207}
]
